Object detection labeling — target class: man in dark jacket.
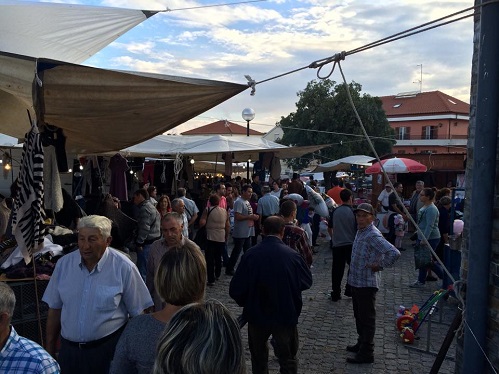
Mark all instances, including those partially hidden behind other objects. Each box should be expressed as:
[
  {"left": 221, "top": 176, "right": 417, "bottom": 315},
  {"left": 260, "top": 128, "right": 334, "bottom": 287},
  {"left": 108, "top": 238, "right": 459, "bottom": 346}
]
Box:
[{"left": 229, "top": 216, "right": 313, "bottom": 374}]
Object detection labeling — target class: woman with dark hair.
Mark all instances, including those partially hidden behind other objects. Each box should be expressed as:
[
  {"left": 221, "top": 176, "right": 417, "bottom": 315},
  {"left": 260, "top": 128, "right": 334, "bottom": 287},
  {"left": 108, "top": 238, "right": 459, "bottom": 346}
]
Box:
[
  {"left": 410, "top": 188, "right": 444, "bottom": 288},
  {"left": 156, "top": 195, "right": 172, "bottom": 218}
]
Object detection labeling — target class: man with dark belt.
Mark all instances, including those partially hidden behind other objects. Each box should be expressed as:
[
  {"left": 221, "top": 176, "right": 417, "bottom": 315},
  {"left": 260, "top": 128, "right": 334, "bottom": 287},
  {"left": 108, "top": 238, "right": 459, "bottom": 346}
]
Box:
[{"left": 42, "top": 215, "right": 153, "bottom": 374}]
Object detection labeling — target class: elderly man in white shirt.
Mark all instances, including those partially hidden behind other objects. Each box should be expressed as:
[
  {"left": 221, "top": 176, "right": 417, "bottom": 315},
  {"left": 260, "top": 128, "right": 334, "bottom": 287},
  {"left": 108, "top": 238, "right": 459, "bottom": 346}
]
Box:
[{"left": 42, "top": 215, "right": 152, "bottom": 374}]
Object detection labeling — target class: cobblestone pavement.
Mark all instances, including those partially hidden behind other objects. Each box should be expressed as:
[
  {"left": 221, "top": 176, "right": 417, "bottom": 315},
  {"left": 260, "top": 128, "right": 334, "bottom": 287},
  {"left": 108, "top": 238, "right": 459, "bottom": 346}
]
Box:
[{"left": 205, "top": 236, "right": 459, "bottom": 373}]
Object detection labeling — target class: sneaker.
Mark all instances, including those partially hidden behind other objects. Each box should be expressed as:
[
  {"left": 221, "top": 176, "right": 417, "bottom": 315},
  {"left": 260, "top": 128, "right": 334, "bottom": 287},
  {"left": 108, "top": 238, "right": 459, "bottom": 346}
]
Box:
[
  {"left": 426, "top": 275, "right": 438, "bottom": 281},
  {"left": 409, "top": 281, "right": 425, "bottom": 288}
]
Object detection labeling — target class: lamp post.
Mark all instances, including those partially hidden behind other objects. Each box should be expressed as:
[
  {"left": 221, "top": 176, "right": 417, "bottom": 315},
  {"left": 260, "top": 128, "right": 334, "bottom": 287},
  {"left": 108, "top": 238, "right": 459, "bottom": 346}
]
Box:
[{"left": 242, "top": 108, "right": 255, "bottom": 181}]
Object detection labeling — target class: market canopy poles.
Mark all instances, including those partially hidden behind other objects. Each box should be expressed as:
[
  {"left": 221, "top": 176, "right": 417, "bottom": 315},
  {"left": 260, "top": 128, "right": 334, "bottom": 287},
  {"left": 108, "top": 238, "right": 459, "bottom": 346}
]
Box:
[
  {"left": 364, "top": 157, "right": 427, "bottom": 174},
  {"left": 0, "top": 52, "right": 248, "bottom": 154},
  {"left": 0, "top": 0, "right": 158, "bottom": 64}
]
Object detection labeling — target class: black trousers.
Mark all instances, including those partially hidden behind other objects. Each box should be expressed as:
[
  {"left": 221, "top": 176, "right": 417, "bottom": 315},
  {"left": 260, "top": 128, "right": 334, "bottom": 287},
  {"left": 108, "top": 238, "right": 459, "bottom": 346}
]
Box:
[
  {"left": 205, "top": 239, "right": 224, "bottom": 283},
  {"left": 311, "top": 213, "right": 321, "bottom": 245},
  {"left": 351, "top": 286, "right": 378, "bottom": 357},
  {"left": 248, "top": 323, "right": 299, "bottom": 374},
  {"left": 58, "top": 327, "right": 123, "bottom": 374},
  {"left": 331, "top": 244, "right": 353, "bottom": 296},
  {"left": 226, "top": 237, "right": 251, "bottom": 272}
]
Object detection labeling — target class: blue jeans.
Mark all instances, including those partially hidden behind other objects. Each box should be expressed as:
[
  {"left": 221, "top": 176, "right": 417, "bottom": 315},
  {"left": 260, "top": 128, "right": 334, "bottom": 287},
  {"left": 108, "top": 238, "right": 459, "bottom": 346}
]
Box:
[
  {"left": 136, "top": 243, "right": 152, "bottom": 282},
  {"left": 417, "top": 238, "right": 443, "bottom": 284}
]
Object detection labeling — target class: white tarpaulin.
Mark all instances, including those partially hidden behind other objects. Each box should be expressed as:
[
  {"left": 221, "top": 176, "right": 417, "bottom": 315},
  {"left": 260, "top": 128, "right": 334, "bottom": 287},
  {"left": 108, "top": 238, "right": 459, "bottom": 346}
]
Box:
[
  {"left": 313, "top": 155, "right": 374, "bottom": 172},
  {"left": 0, "top": 0, "right": 158, "bottom": 64},
  {"left": 117, "top": 134, "right": 328, "bottom": 162}
]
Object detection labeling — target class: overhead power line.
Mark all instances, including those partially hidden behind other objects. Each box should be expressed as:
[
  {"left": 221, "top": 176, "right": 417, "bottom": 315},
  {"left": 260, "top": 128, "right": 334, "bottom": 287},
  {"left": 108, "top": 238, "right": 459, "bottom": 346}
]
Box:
[{"left": 164, "top": 0, "right": 267, "bottom": 12}]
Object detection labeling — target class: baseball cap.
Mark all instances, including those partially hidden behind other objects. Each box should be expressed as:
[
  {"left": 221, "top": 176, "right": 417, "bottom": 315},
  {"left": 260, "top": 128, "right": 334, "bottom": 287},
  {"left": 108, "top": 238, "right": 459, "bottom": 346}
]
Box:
[
  {"left": 385, "top": 183, "right": 392, "bottom": 187},
  {"left": 354, "top": 203, "right": 376, "bottom": 216}
]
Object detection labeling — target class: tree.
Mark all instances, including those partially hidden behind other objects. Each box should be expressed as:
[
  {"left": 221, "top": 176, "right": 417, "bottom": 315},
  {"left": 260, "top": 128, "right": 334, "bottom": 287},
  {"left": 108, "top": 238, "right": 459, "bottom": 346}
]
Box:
[{"left": 278, "top": 79, "right": 395, "bottom": 170}]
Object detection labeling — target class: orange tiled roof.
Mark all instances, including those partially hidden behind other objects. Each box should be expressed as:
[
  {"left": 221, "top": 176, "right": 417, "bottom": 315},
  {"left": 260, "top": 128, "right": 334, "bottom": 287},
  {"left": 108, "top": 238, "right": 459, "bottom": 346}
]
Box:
[
  {"left": 380, "top": 91, "right": 469, "bottom": 117},
  {"left": 181, "top": 120, "right": 264, "bottom": 136}
]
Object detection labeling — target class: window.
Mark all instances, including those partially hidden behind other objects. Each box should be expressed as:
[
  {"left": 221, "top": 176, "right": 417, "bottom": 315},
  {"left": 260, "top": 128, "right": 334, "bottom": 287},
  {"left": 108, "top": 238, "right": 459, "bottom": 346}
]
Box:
[
  {"left": 422, "top": 126, "right": 438, "bottom": 139},
  {"left": 398, "top": 127, "right": 410, "bottom": 140}
]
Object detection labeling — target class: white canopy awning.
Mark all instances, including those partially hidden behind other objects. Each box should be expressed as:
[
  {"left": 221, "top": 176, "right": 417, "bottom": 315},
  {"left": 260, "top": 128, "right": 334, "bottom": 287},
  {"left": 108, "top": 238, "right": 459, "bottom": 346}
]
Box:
[
  {"left": 313, "top": 155, "right": 375, "bottom": 172},
  {"left": 0, "top": 0, "right": 158, "bottom": 64},
  {"left": 117, "top": 135, "right": 328, "bottom": 162}
]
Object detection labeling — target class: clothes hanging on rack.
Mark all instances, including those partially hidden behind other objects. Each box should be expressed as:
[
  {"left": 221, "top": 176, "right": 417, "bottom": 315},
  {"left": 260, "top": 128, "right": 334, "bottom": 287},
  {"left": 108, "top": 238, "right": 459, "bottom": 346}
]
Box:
[
  {"left": 43, "top": 145, "right": 63, "bottom": 212},
  {"left": 109, "top": 153, "right": 129, "bottom": 201},
  {"left": 41, "top": 125, "right": 68, "bottom": 172}
]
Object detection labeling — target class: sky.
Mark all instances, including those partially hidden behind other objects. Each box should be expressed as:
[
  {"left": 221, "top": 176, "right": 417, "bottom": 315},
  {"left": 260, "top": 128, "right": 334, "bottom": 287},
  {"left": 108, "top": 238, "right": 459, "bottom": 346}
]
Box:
[{"left": 43, "top": 0, "right": 477, "bottom": 134}]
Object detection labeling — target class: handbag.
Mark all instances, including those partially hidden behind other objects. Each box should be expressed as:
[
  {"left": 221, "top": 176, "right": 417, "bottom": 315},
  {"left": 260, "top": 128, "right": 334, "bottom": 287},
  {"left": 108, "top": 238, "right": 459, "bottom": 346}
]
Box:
[
  {"left": 413, "top": 241, "right": 432, "bottom": 270},
  {"left": 193, "top": 208, "right": 213, "bottom": 250}
]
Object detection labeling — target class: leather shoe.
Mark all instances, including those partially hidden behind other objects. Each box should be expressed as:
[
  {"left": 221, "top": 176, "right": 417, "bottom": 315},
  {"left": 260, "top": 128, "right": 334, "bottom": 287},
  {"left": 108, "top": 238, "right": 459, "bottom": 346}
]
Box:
[
  {"left": 330, "top": 293, "right": 341, "bottom": 302},
  {"left": 346, "top": 355, "right": 374, "bottom": 364},
  {"left": 346, "top": 344, "right": 360, "bottom": 353}
]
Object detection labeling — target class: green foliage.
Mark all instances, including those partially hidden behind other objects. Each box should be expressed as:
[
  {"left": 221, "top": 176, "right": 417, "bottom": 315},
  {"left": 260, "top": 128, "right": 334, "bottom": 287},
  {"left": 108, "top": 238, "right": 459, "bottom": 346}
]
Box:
[{"left": 278, "top": 79, "right": 395, "bottom": 170}]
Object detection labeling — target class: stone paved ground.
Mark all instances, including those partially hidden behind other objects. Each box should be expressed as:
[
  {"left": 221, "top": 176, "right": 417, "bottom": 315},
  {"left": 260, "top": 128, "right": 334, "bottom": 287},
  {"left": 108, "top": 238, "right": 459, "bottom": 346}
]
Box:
[{"left": 205, "top": 236, "right": 460, "bottom": 373}]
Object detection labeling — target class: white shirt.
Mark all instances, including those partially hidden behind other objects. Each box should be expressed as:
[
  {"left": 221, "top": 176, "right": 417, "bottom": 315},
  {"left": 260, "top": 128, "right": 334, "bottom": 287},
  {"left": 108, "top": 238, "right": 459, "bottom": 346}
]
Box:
[
  {"left": 378, "top": 189, "right": 392, "bottom": 208},
  {"left": 42, "top": 248, "right": 153, "bottom": 342}
]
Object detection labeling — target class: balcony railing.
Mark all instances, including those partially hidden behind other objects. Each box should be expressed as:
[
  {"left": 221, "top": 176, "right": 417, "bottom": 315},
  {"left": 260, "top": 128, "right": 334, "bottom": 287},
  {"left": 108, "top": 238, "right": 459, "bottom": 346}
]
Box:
[{"left": 396, "top": 134, "right": 468, "bottom": 140}]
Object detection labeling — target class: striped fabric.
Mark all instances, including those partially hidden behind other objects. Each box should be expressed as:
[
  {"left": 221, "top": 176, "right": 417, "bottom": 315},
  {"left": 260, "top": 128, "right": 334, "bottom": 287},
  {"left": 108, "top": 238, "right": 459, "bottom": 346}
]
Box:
[{"left": 12, "top": 122, "right": 45, "bottom": 264}]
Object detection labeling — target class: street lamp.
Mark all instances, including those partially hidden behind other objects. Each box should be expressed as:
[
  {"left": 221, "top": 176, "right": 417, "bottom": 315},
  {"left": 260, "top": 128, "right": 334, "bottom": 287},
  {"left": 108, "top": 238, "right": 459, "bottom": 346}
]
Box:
[{"left": 242, "top": 108, "right": 255, "bottom": 180}]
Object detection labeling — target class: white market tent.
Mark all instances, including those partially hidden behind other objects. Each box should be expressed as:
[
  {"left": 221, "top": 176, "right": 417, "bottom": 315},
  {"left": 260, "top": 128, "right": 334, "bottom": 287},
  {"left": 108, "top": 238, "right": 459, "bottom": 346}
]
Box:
[
  {"left": 116, "top": 134, "right": 329, "bottom": 163},
  {"left": 0, "top": 1, "right": 248, "bottom": 154},
  {"left": 313, "top": 155, "right": 374, "bottom": 172}
]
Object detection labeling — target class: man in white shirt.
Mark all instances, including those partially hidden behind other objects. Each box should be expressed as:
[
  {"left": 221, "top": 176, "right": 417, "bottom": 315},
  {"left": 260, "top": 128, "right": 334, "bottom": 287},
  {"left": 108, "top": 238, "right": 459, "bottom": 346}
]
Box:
[
  {"left": 42, "top": 215, "right": 152, "bottom": 374},
  {"left": 376, "top": 183, "right": 392, "bottom": 212}
]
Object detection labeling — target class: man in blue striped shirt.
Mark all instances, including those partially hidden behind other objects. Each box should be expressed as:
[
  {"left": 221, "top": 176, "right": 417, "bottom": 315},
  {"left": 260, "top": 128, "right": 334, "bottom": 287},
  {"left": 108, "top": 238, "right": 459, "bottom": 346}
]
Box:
[
  {"left": 346, "top": 203, "right": 400, "bottom": 364},
  {"left": 0, "top": 282, "right": 60, "bottom": 373}
]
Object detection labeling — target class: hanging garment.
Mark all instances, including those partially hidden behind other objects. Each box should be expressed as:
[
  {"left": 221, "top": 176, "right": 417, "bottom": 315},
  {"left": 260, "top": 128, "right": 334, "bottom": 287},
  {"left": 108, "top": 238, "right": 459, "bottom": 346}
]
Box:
[
  {"left": 109, "top": 153, "right": 129, "bottom": 201},
  {"left": 270, "top": 155, "right": 282, "bottom": 181},
  {"left": 143, "top": 161, "right": 155, "bottom": 185},
  {"left": 43, "top": 145, "right": 64, "bottom": 213},
  {"left": 41, "top": 126, "right": 68, "bottom": 172},
  {"left": 12, "top": 122, "right": 46, "bottom": 264}
]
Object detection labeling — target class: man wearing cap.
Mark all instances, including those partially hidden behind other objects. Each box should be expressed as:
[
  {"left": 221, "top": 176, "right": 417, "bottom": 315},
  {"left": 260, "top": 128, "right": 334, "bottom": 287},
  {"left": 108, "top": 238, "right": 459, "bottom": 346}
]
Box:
[
  {"left": 376, "top": 183, "right": 392, "bottom": 212},
  {"left": 346, "top": 203, "right": 400, "bottom": 364}
]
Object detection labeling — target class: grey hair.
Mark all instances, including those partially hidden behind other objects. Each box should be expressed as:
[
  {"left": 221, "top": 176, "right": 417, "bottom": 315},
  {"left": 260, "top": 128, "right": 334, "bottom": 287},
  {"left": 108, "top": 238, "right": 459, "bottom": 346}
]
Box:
[
  {"left": 77, "top": 215, "right": 112, "bottom": 240},
  {"left": 161, "top": 212, "right": 184, "bottom": 227},
  {"left": 0, "top": 282, "right": 16, "bottom": 321},
  {"left": 171, "top": 198, "right": 184, "bottom": 209},
  {"left": 153, "top": 300, "right": 246, "bottom": 374}
]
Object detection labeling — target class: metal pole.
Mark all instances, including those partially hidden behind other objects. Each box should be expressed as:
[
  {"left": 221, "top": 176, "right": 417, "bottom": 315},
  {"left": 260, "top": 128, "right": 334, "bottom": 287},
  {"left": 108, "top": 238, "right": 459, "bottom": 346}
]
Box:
[
  {"left": 246, "top": 119, "right": 250, "bottom": 181},
  {"left": 463, "top": 1, "right": 499, "bottom": 372}
]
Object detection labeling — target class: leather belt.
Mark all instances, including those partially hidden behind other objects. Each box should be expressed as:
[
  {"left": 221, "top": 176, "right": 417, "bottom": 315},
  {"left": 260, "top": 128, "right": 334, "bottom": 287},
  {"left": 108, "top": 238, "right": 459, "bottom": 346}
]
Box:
[{"left": 62, "top": 324, "right": 126, "bottom": 349}]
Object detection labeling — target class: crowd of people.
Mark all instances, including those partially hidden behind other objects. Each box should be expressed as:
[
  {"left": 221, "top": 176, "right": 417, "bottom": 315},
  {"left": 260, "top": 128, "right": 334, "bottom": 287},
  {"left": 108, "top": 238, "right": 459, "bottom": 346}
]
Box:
[{"left": 0, "top": 172, "right": 463, "bottom": 373}]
